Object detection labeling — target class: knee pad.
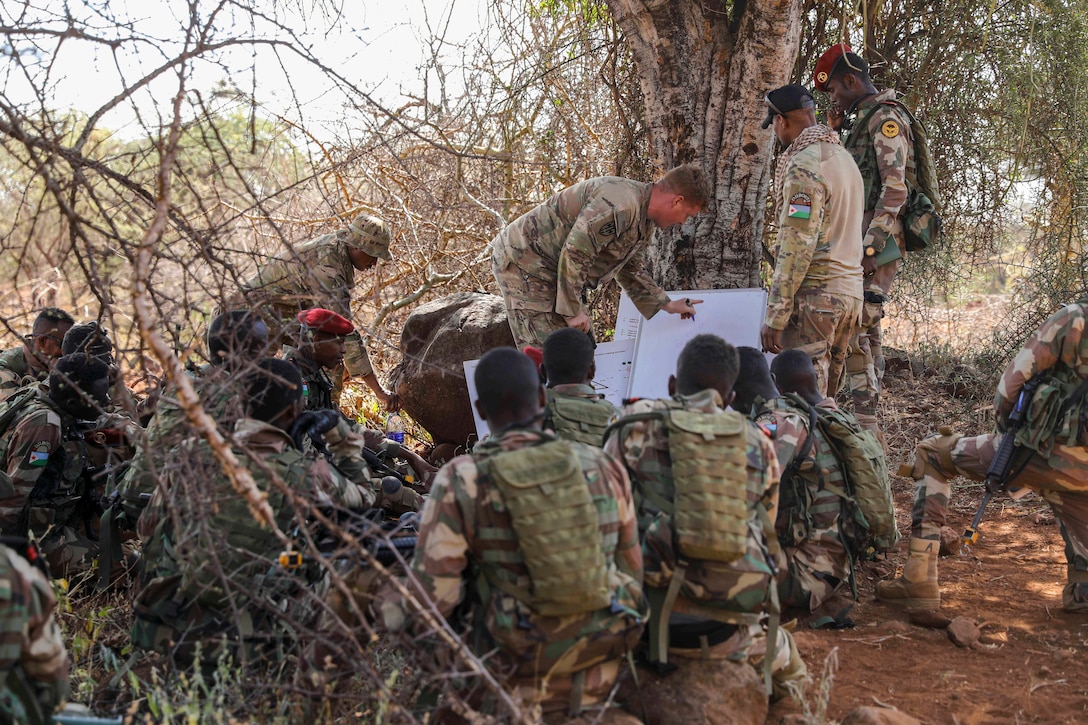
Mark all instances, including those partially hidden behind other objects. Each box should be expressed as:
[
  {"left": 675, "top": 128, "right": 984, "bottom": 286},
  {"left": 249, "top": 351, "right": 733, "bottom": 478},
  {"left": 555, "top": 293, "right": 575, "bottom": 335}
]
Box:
[{"left": 900, "top": 427, "right": 961, "bottom": 480}]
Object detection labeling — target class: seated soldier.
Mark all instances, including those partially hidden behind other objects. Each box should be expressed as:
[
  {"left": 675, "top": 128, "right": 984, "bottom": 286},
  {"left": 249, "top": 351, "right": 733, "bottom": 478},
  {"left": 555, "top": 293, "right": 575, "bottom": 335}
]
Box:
[
  {"left": 733, "top": 348, "right": 856, "bottom": 612},
  {"left": 0, "top": 354, "right": 112, "bottom": 576},
  {"left": 287, "top": 308, "right": 432, "bottom": 513},
  {"left": 0, "top": 308, "right": 74, "bottom": 402},
  {"left": 0, "top": 540, "right": 69, "bottom": 722},
  {"left": 604, "top": 335, "right": 804, "bottom": 695},
  {"left": 540, "top": 327, "right": 617, "bottom": 446},
  {"left": 380, "top": 347, "right": 646, "bottom": 721},
  {"left": 132, "top": 358, "right": 373, "bottom": 665}
]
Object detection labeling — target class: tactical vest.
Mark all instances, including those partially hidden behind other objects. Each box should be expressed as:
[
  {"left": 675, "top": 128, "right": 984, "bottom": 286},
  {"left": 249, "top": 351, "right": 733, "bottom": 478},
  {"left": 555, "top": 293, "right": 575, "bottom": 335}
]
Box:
[
  {"left": 543, "top": 389, "right": 616, "bottom": 447},
  {"left": 475, "top": 439, "right": 613, "bottom": 617}
]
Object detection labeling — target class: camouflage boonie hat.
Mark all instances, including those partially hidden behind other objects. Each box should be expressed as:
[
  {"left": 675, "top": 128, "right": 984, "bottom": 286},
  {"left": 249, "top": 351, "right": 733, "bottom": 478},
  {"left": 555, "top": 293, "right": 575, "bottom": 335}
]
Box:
[{"left": 346, "top": 213, "right": 392, "bottom": 261}]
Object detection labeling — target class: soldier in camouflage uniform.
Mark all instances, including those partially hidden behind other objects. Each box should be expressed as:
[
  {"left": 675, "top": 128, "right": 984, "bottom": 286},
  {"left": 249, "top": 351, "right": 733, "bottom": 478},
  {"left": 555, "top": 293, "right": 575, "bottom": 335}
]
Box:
[
  {"left": 380, "top": 348, "right": 646, "bottom": 720},
  {"left": 0, "top": 354, "right": 112, "bottom": 577},
  {"left": 760, "top": 85, "right": 864, "bottom": 398},
  {"left": 815, "top": 44, "right": 919, "bottom": 436},
  {"left": 733, "top": 348, "right": 854, "bottom": 611},
  {"left": 490, "top": 166, "right": 707, "bottom": 348},
  {"left": 880, "top": 299, "right": 1088, "bottom": 611},
  {"left": 604, "top": 335, "right": 804, "bottom": 693},
  {"left": 0, "top": 541, "right": 69, "bottom": 723},
  {"left": 235, "top": 212, "right": 397, "bottom": 408},
  {"left": 540, "top": 327, "right": 617, "bottom": 447},
  {"left": 132, "top": 358, "right": 373, "bottom": 665},
  {"left": 0, "top": 309, "right": 74, "bottom": 403}
]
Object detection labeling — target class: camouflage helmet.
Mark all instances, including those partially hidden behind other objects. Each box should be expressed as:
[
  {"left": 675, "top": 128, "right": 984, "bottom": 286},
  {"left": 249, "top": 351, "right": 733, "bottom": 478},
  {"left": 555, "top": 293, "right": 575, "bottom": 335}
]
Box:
[{"left": 346, "top": 213, "right": 392, "bottom": 261}]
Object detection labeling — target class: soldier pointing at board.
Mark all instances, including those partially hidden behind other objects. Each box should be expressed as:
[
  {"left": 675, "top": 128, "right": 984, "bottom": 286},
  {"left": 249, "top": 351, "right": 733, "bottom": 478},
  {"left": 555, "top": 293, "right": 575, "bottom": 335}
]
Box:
[{"left": 490, "top": 165, "right": 709, "bottom": 348}]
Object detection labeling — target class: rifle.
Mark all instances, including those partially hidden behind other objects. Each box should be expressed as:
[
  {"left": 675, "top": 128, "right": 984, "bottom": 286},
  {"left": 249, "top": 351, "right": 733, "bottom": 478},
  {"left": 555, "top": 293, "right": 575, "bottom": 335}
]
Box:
[
  {"left": 962, "top": 376, "right": 1043, "bottom": 545},
  {"left": 279, "top": 505, "right": 418, "bottom": 571}
]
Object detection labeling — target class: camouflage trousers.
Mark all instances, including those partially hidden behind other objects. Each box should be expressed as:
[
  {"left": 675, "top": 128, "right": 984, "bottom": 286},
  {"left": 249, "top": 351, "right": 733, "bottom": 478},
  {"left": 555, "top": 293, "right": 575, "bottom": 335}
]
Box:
[
  {"left": 669, "top": 622, "right": 806, "bottom": 700},
  {"left": 906, "top": 430, "right": 1088, "bottom": 598},
  {"left": 778, "top": 538, "right": 851, "bottom": 612},
  {"left": 491, "top": 253, "right": 585, "bottom": 348},
  {"left": 846, "top": 250, "right": 902, "bottom": 421},
  {"left": 779, "top": 290, "right": 862, "bottom": 398}
]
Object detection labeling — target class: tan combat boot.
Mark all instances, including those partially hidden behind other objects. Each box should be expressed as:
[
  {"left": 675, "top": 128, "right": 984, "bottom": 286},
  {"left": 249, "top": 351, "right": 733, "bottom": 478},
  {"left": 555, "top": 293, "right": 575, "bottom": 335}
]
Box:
[{"left": 876, "top": 538, "right": 940, "bottom": 609}]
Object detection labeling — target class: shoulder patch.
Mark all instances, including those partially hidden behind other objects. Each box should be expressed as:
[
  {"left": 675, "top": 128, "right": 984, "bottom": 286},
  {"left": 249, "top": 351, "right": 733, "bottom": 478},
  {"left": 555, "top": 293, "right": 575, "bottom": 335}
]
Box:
[
  {"left": 27, "top": 440, "right": 52, "bottom": 467},
  {"left": 596, "top": 218, "right": 617, "bottom": 237},
  {"left": 880, "top": 120, "right": 900, "bottom": 138},
  {"left": 787, "top": 192, "right": 812, "bottom": 219}
]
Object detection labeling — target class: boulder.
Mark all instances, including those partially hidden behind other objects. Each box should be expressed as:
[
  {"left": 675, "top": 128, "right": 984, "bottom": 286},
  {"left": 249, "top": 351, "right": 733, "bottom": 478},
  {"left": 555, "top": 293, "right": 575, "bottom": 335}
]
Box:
[
  {"left": 841, "top": 706, "right": 922, "bottom": 725},
  {"left": 616, "top": 658, "right": 767, "bottom": 725},
  {"left": 947, "top": 616, "right": 981, "bottom": 648},
  {"left": 389, "top": 293, "right": 514, "bottom": 445}
]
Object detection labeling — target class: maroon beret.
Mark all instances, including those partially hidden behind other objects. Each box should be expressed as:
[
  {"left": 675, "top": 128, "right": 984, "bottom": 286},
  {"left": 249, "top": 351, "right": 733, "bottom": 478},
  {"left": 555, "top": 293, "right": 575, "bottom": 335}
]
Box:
[
  {"left": 297, "top": 308, "right": 354, "bottom": 336},
  {"left": 522, "top": 345, "right": 544, "bottom": 369},
  {"left": 813, "top": 43, "right": 868, "bottom": 92}
]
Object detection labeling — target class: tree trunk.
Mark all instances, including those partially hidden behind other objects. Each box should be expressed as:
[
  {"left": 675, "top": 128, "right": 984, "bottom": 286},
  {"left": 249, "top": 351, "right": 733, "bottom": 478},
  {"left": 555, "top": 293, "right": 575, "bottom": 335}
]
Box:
[{"left": 605, "top": 0, "right": 803, "bottom": 290}]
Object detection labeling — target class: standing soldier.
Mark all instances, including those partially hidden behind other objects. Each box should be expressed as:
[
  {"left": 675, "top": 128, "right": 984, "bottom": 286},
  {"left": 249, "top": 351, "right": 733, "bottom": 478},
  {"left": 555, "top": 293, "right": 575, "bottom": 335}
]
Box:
[
  {"left": 759, "top": 84, "right": 864, "bottom": 397},
  {"left": 880, "top": 299, "right": 1088, "bottom": 612},
  {"left": 236, "top": 213, "right": 397, "bottom": 408},
  {"left": 540, "top": 327, "right": 617, "bottom": 447},
  {"left": 814, "top": 43, "right": 922, "bottom": 436},
  {"left": 380, "top": 348, "right": 646, "bottom": 720},
  {"left": 490, "top": 166, "right": 707, "bottom": 348},
  {"left": 0, "top": 309, "right": 74, "bottom": 402}
]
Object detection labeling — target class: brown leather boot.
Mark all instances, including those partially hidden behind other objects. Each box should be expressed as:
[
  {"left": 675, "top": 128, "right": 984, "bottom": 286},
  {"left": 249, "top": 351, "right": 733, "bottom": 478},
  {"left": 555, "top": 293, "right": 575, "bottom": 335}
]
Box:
[{"left": 876, "top": 538, "right": 940, "bottom": 609}]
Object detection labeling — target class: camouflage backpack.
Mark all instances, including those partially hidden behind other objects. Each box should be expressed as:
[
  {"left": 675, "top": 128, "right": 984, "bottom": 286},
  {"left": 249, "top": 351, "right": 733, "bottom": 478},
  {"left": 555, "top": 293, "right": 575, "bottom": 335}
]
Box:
[
  {"left": 476, "top": 439, "right": 613, "bottom": 616},
  {"left": 543, "top": 389, "right": 617, "bottom": 447}
]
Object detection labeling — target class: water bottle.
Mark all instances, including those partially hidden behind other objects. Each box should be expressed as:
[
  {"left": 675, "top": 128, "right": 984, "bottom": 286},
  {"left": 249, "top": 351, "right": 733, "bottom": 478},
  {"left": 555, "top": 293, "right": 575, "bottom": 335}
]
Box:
[{"left": 386, "top": 411, "right": 405, "bottom": 445}]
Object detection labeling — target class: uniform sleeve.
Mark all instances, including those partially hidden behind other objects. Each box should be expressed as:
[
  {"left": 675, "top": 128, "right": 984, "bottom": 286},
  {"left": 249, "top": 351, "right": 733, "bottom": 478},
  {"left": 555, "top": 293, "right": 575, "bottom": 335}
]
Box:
[
  {"left": 994, "top": 305, "right": 1085, "bottom": 424},
  {"left": 0, "top": 369, "right": 24, "bottom": 403},
  {"left": 601, "top": 453, "right": 642, "bottom": 583},
  {"left": 324, "top": 420, "right": 377, "bottom": 508},
  {"left": 616, "top": 252, "right": 670, "bottom": 320},
  {"left": 766, "top": 170, "right": 827, "bottom": 329},
  {"left": 342, "top": 333, "right": 375, "bottom": 378},
  {"left": 404, "top": 462, "right": 470, "bottom": 620},
  {"left": 0, "top": 415, "right": 61, "bottom": 531},
  {"left": 768, "top": 410, "right": 808, "bottom": 473},
  {"left": 5, "top": 553, "right": 69, "bottom": 715},
  {"left": 757, "top": 430, "right": 782, "bottom": 527},
  {"left": 554, "top": 199, "right": 633, "bottom": 318},
  {"left": 865, "top": 107, "right": 911, "bottom": 253}
]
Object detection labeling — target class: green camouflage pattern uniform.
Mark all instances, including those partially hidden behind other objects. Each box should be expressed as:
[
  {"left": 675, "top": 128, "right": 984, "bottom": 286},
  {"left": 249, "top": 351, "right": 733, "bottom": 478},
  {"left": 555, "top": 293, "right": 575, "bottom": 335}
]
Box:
[
  {"left": 381, "top": 428, "right": 646, "bottom": 716},
  {"left": 543, "top": 383, "right": 618, "bottom": 447},
  {"left": 605, "top": 389, "right": 781, "bottom": 612},
  {"left": 0, "top": 385, "right": 98, "bottom": 576},
  {"left": 767, "top": 128, "right": 865, "bottom": 397},
  {"left": 115, "top": 365, "right": 243, "bottom": 521},
  {"left": 754, "top": 397, "right": 853, "bottom": 610},
  {"left": 132, "top": 416, "right": 371, "bottom": 661},
  {"left": 0, "top": 346, "right": 47, "bottom": 403},
  {"left": 238, "top": 227, "right": 377, "bottom": 393},
  {"left": 0, "top": 543, "right": 69, "bottom": 723},
  {"left": 490, "top": 177, "right": 671, "bottom": 348},
  {"left": 904, "top": 301, "right": 1088, "bottom": 609},
  {"left": 841, "top": 90, "right": 914, "bottom": 422}
]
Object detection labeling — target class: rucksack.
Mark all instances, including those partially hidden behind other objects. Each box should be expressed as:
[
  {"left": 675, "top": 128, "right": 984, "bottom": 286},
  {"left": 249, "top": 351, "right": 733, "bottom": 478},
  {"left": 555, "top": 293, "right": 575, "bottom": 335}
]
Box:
[{"left": 544, "top": 389, "right": 616, "bottom": 447}]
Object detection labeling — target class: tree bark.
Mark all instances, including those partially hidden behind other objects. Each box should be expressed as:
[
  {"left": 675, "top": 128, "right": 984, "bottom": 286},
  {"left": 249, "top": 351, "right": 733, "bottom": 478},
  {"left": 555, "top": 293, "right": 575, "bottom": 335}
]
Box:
[{"left": 605, "top": 0, "right": 803, "bottom": 290}]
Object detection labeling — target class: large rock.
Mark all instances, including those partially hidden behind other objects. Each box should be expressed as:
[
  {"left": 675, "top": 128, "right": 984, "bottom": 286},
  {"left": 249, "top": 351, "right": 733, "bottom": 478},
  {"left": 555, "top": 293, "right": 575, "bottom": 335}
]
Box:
[
  {"left": 389, "top": 292, "right": 514, "bottom": 445},
  {"left": 616, "top": 658, "right": 767, "bottom": 725}
]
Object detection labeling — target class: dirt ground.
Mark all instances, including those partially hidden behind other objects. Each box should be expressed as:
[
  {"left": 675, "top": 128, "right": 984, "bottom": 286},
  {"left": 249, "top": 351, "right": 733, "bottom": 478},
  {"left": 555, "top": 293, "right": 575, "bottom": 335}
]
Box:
[{"left": 768, "top": 315, "right": 1088, "bottom": 724}]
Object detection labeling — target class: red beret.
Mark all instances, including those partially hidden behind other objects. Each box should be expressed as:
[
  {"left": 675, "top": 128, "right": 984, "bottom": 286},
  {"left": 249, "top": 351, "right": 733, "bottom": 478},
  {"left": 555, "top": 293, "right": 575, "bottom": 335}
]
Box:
[
  {"left": 522, "top": 345, "right": 544, "bottom": 369},
  {"left": 813, "top": 43, "right": 868, "bottom": 92},
  {"left": 297, "top": 308, "right": 354, "bottom": 336}
]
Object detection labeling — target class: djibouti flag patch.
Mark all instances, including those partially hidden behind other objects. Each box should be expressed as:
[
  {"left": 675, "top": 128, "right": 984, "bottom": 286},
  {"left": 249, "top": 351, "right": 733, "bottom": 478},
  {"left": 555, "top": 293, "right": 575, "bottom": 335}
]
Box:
[{"left": 788, "top": 192, "right": 811, "bottom": 219}]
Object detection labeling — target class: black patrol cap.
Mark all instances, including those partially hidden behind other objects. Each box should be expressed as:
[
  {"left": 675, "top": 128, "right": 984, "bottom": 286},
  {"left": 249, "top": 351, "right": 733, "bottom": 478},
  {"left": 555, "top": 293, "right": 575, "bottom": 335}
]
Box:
[{"left": 762, "top": 84, "right": 816, "bottom": 129}]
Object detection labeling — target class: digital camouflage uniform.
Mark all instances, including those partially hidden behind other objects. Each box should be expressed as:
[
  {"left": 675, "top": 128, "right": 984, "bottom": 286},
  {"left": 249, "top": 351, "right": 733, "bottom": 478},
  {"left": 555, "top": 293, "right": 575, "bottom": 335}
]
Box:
[
  {"left": 841, "top": 90, "right": 914, "bottom": 426},
  {"left": 0, "top": 542, "right": 69, "bottom": 723},
  {"left": 543, "top": 383, "right": 618, "bottom": 448},
  {"left": 900, "top": 301, "right": 1088, "bottom": 610},
  {"left": 0, "top": 347, "right": 47, "bottom": 403},
  {"left": 382, "top": 428, "right": 646, "bottom": 717},
  {"left": 132, "top": 416, "right": 371, "bottom": 663},
  {"left": 767, "top": 127, "right": 864, "bottom": 397},
  {"left": 490, "top": 178, "right": 671, "bottom": 348},
  {"left": 237, "top": 224, "right": 383, "bottom": 394},
  {"left": 753, "top": 397, "right": 853, "bottom": 611},
  {"left": 0, "top": 385, "right": 98, "bottom": 576}
]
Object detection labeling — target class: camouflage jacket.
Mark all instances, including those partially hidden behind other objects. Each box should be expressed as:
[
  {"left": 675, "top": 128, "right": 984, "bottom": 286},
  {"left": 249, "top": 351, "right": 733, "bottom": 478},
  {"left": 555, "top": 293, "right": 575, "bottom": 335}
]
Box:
[
  {"left": 842, "top": 89, "right": 914, "bottom": 253},
  {"left": 0, "top": 385, "right": 88, "bottom": 538},
  {"left": 0, "top": 543, "right": 69, "bottom": 722},
  {"left": 995, "top": 301, "right": 1088, "bottom": 436},
  {"left": 386, "top": 428, "right": 645, "bottom": 684},
  {"left": 491, "top": 177, "right": 670, "bottom": 320},
  {"left": 286, "top": 349, "right": 337, "bottom": 413},
  {"left": 0, "top": 346, "right": 46, "bottom": 403},
  {"left": 767, "top": 135, "right": 865, "bottom": 329},
  {"left": 605, "top": 389, "right": 782, "bottom": 611}
]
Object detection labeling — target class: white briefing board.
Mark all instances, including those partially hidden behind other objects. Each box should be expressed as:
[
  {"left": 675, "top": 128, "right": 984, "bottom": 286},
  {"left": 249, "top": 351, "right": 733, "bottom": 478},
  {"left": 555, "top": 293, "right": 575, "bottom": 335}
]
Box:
[
  {"left": 621, "top": 288, "right": 767, "bottom": 401},
  {"left": 463, "top": 339, "right": 635, "bottom": 439}
]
